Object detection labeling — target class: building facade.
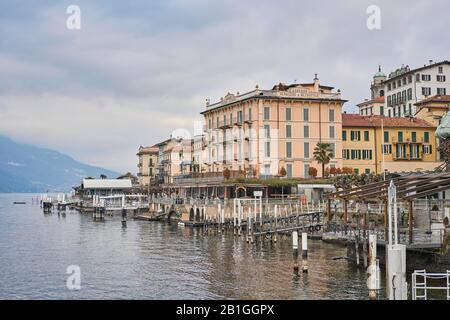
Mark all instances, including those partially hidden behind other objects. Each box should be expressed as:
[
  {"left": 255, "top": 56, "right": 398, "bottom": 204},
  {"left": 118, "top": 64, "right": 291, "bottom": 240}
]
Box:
[
  {"left": 342, "top": 114, "right": 441, "bottom": 174},
  {"left": 414, "top": 95, "right": 450, "bottom": 127},
  {"left": 136, "top": 146, "right": 159, "bottom": 186},
  {"left": 384, "top": 61, "right": 450, "bottom": 117},
  {"left": 201, "top": 77, "right": 347, "bottom": 178},
  {"left": 155, "top": 138, "right": 193, "bottom": 184}
]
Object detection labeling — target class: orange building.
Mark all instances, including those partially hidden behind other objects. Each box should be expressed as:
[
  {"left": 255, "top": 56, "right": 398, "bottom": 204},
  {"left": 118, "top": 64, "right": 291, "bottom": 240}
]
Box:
[{"left": 201, "top": 76, "right": 347, "bottom": 178}]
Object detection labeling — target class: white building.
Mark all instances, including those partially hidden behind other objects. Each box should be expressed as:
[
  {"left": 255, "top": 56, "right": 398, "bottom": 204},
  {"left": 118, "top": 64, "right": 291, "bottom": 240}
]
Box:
[{"left": 384, "top": 60, "right": 450, "bottom": 117}]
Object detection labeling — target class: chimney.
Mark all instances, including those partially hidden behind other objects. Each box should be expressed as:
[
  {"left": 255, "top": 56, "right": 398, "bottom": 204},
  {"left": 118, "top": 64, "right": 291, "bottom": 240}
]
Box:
[
  {"left": 313, "top": 73, "right": 319, "bottom": 92},
  {"left": 429, "top": 59, "right": 433, "bottom": 65}
]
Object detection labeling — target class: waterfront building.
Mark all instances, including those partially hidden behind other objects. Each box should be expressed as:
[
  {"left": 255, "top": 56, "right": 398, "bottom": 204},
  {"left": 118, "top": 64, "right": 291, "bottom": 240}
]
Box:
[
  {"left": 192, "top": 134, "right": 207, "bottom": 174},
  {"left": 357, "top": 96, "right": 385, "bottom": 116},
  {"left": 201, "top": 76, "right": 347, "bottom": 178},
  {"left": 383, "top": 60, "right": 450, "bottom": 117},
  {"left": 155, "top": 138, "right": 193, "bottom": 184},
  {"left": 414, "top": 95, "right": 450, "bottom": 127},
  {"left": 136, "top": 145, "right": 159, "bottom": 186},
  {"left": 342, "top": 114, "right": 441, "bottom": 174},
  {"left": 79, "top": 178, "right": 133, "bottom": 197},
  {"left": 358, "top": 61, "right": 450, "bottom": 117}
]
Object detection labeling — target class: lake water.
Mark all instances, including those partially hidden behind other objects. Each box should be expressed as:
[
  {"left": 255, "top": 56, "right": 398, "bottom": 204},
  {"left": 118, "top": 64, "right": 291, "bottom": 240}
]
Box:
[{"left": 0, "top": 193, "right": 379, "bottom": 300}]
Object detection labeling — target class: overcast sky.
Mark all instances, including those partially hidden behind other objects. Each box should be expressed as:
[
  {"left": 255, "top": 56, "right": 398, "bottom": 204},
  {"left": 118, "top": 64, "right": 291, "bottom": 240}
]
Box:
[{"left": 0, "top": 0, "right": 448, "bottom": 172}]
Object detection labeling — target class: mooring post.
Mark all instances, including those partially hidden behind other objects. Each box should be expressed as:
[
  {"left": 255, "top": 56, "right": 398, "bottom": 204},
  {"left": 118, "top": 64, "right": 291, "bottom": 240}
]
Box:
[
  {"left": 273, "top": 205, "right": 278, "bottom": 243},
  {"left": 238, "top": 203, "right": 242, "bottom": 237},
  {"left": 292, "top": 231, "right": 299, "bottom": 273},
  {"left": 408, "top": 200, "right": 413, "bottom": 244},
  {"left": 233, "top": 199, "right": 236, "bottom": 236},
  {"left": 355, "top": 235, "right": 360, "bottom": 266},
  {"left": 122, "top": 208, "right": 127, "bottom": 227},
  {"left": 302, "top": 232, "right": 308, "bottom": 272},
  {"left": 367, "top": 234, "right": 380, "bottom": 300}
]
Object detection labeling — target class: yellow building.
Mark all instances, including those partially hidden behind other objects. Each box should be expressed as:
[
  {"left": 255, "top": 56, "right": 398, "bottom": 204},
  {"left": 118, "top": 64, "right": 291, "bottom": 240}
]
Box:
[
  {"left": 415, "top": 95, "right": 450, "bottom": 127},
  {"left": 342, "top": 114, "right": 441, "bottom": 174},
  {"left": 136, "top": 145, "right": 159, "bottom": 186}
]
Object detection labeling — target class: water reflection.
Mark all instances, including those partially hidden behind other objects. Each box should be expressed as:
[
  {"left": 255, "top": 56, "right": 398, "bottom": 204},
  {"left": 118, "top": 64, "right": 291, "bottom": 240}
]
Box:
[{"left": 0, "top": 194, "right": 381, "bottom": 300}]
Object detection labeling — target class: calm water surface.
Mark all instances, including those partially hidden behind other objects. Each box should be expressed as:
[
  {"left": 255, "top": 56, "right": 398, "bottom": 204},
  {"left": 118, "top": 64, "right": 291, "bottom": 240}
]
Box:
[{"left": 0, "top": 193, "right": 379, "bottom": 299}]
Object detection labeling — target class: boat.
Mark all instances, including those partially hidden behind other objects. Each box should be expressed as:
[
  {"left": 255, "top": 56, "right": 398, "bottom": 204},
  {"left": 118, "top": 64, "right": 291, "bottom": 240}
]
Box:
[{"left": 13, "top": 202, "right": 26, "bottom": 205}]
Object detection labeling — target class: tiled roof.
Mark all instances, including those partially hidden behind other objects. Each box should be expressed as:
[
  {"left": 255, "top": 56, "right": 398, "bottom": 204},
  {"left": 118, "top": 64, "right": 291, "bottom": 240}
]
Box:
[
  {"left": 342, "top": 114, "right": 435, "bottom": 128},
  {"left": 414, "top": 95, "right": 450, "bottom": 106},
  {"left": 357, "top": 96, "right": 385, "bottom": 106}
]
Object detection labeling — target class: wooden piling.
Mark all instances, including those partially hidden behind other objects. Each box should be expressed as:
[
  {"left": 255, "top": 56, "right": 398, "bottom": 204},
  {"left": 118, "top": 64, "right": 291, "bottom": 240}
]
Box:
[
  {"left": 293, "top": 231, "right": 299, "bottom": 273},
  {"left": 301, "top": 232, "right": 308, "bottom": 273}
]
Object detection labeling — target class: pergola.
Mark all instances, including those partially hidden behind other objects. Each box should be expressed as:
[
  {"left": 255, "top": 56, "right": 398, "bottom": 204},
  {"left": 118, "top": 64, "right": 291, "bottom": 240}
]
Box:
[{"left": 326, "top": 172, "right": 450, "bottom": 243}]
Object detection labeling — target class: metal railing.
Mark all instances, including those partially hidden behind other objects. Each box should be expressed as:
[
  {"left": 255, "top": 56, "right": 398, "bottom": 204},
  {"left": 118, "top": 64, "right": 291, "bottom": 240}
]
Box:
[{"left": 412, "top": 270, "right": 450, "bottom": 300}]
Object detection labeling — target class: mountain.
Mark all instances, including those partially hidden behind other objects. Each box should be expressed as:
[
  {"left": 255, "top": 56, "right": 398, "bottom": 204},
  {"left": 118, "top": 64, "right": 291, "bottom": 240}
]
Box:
[{"left": 0, "top": 135, "right": 120, "bottom": 193}]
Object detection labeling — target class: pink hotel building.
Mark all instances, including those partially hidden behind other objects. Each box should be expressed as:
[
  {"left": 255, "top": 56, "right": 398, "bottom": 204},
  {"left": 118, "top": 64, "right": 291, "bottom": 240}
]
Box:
[{"left": 201, "top": 76, "right": 347, "bottom": 178}]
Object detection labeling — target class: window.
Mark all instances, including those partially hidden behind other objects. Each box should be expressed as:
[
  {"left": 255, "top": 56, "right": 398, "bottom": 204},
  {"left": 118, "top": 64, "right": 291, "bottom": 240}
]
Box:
[
  {"left": 382, "top": 144, "right": 392, "bottom": 154},
  {"left": 237, "top": 110, "right": 243, "bottom": 123},
  {"left": 365, "top": 169, "right": 370, "bottom": 174},
  {"left": 398, "top": 132, "right": 403, "bottom": 143},
  {"left": 286, "top": 124, "right": 292, "bottom": 138},
  {"left": 416, "top": 74, "right": 421, "bottom": 82},
  {"left": 380, "top": 106, "right": 384, "bottom": 116},
  {"left": 423, "top": 145, "right": 432, "bottom": 154},
  {"left": 343, "top": 149, "right": 350, "bottom": 160},
  {"left": 407, "top": 88, "right": 412, "bottom": 100},
  {"left": 265, "top": 141, "right": 270, "bottom": 157},
  {"left": 230, "top": 113, "right": 233, "bottom": 124},
  {"left": 362, "top": 150, "right": 372, "bottom": 160},
  {"left": 408, "top": 75, "right": 413, "bottom": 83},
  {"left": 437, "top": 88, "right": 447, "bottom": 95},
  {"left": 304, "top": 164, "right": 310, "bottom": 178},
  {"left": 350, "top": 130, "right": 361, "bottom": 141},
  {"left": 342, "top": 131, "right": 347, "bottom": 141},
  {"left": 304, "top": 142, "right": 309, "bottom": 158},
  {"left": 329, "top": 126, "right": 335, "bottom": 139},
  {"left": 329, "top": 109, "right": 335, "bottom": 122},
  {"left": 411, "top": 132, "right": 416, "bottom": 142},
  {"left": 437, "top": 75, "right": 446, "bottom": 82},
  {"left": 264, "top": 107, "right": 270, "bottom": 120},
  {"left": 286, "top": 142, "right": 292, "bottom": 158},
  {"left": 304, "top": 125, "right": 309, "bottom": 138},
  {"left": 354, "top": 168, "right": 359, "bottom": 175},
  {"left": 264, "top": 125, "right": 270, "bottom": 138},
  {"left": 410, "top": 144, "right": 419, "bottom": 159},
  {"left": 248, "top": 108, "right": 252, "bottom": 121},
  {"left": 364, "top": 131, "right": 369, "bottom": 141},
  {"left": 303, "top": 108, "right": 309, "bottom": 121},
  {"left": 422, "top": 74, "right": 431, "bottom": 81},
  {"left": 264, "top": 164, "right": 270, "bottom": 175},
  {"left": 286, "top": 107, "right": 292, "bottom": 121},
  {"left": 422, "top": 87, "right": 431, "bottom": 96},
  {"left": 424, "top": 132, "right": 429, "bottom": 143},
  {"left": 438, "top": 66, "right": 444, "bottom": 74},
  {"left": 329, "top": 143, "right": 335, "bottom": 159},
  {"left": 286, "top": 164, "right": 293, "bottom": 178},
  {"left": 208, "top": 119, "right": 212, "bottom": 130}
]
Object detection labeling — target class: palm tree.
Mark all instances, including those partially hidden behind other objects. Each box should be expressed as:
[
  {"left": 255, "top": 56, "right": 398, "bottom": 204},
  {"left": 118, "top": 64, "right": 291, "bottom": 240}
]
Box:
[{"left": 313, "top": 143, "right": 334, "bottom": 178}]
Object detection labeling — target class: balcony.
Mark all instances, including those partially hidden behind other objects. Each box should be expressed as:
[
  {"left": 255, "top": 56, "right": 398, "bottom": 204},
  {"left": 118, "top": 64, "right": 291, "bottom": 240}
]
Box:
[
  {"left": 391, "top": 137, "right": 424, "bottom": 144},
  {"left": 218, "top": 121, "right": 232, "bottom": 130},
  {"left": 393, "top": 153, "right": 424, "bottom": 161}
]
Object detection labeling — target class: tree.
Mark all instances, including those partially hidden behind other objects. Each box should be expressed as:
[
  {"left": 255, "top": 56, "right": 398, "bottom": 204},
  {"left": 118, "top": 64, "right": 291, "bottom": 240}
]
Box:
[
  {"left": 308, "top": 167, "right": 318, "bottom": 178},
  {"left": 279, "top": 167, "right": 287, "bottom": 177},
  {"left": 313, "top": 143, "right": 334, "bottom": 178},
  {"left": 223, "top": 168, "right": 231, "bottom": 180},
  {"left": 100, "top": 174, "right": 107, "bottom": 179},
  {"left": 336, "top": 168, "right": 342, "bottom": 175}
]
